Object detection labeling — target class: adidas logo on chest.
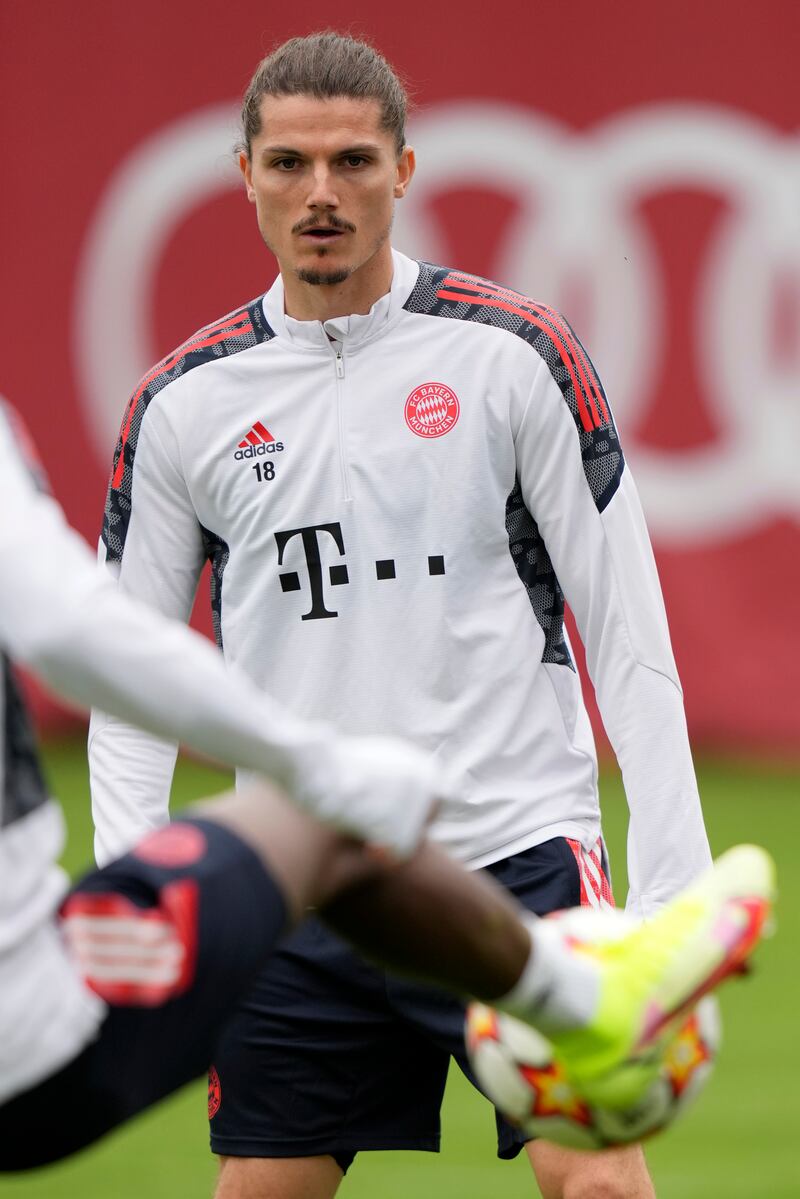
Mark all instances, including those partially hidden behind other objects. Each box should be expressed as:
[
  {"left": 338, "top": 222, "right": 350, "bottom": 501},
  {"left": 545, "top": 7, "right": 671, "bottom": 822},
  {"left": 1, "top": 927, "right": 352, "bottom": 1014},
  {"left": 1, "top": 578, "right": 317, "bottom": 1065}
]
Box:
[{"left": 233, "top": 420, "right": 285, "bottom": 460}]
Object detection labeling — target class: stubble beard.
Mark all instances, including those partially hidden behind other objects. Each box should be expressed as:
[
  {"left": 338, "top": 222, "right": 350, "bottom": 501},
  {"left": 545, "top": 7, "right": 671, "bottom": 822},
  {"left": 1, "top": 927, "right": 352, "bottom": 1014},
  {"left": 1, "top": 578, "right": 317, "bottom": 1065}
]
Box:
[{"left": 296, "top": 263, "right": 353, "bottom": 287}]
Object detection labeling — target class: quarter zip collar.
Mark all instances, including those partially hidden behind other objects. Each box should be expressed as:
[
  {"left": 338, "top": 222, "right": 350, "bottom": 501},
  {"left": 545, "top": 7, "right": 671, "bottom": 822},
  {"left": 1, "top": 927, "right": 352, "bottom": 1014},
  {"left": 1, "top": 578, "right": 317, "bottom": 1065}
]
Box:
[{"left": 262, "top": 250, "right": 420, "bottom": 351}]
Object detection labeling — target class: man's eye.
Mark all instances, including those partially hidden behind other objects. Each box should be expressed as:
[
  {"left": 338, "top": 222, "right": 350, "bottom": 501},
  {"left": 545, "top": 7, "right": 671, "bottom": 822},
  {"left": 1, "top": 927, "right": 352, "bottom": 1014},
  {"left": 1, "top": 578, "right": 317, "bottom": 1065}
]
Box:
[
  {"left": 274, "top": 158, "right": 299, "bottom": 170},
  {"left": 344, "top": 155, "right": 367, "bottom": 167}
]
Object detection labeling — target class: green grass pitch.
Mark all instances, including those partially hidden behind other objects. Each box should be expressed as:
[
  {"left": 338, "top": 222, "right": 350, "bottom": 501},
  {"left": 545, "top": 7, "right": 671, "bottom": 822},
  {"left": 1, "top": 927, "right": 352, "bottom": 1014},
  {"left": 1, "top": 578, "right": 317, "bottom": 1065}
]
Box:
[{"left": 4, "top": 742, "right": 798, "bottom": 1198}]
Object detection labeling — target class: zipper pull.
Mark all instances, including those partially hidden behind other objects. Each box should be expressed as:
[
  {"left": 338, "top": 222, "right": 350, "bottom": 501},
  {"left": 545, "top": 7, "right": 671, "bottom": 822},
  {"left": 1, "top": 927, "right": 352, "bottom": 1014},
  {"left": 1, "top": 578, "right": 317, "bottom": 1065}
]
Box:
[{"left": 335, "top": 349, "right": 345, "bottom": 379}]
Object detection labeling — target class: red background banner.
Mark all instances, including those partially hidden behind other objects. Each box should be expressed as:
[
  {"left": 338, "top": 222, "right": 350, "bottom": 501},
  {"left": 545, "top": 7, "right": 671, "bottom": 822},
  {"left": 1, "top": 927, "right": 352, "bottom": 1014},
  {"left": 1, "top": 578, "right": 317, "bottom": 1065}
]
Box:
[{"left": 3, "top": 1, "right": 799, "bottom": 751}]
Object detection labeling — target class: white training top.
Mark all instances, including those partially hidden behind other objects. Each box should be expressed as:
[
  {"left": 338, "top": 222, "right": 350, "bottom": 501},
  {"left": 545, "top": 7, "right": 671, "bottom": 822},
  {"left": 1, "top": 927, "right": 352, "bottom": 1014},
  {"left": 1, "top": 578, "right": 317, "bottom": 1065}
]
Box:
[
  {"left": 89, "top": 251, "right": 711, "bottom": 915},
  {"left": 0, "top": 398, "right": 438, "bottom": 1103}
]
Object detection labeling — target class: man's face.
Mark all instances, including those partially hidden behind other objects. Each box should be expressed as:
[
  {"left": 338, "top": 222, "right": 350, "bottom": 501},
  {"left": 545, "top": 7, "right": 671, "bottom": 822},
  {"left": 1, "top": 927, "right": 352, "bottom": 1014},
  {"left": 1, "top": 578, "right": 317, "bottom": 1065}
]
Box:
[{"left": 241, "top": 94, "right": 414, "bottom": 289}]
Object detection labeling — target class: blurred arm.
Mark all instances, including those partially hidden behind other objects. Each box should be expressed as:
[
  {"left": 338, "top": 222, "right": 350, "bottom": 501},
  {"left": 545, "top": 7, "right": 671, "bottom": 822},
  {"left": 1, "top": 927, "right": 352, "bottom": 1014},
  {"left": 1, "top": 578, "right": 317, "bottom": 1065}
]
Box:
[{"left": 0, "top": 403, "right": 439, "bottom": 863}]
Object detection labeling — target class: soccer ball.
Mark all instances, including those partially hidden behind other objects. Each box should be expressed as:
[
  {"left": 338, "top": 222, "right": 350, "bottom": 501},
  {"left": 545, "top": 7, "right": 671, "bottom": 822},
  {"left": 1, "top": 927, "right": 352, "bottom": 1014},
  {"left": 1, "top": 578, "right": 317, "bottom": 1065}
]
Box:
[{"left": 465, "top": 996, "right": 720, "bottom": 1149}]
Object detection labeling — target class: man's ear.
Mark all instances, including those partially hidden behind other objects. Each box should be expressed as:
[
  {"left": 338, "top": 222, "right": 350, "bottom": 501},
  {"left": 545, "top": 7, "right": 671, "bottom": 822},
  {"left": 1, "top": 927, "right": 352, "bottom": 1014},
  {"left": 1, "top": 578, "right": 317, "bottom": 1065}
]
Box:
[
  {"left": 239, "top": 152, "right": 256, "bottom": 202},
  {"left": 394, "top": 145, "right": 416, "bottom": 199}
]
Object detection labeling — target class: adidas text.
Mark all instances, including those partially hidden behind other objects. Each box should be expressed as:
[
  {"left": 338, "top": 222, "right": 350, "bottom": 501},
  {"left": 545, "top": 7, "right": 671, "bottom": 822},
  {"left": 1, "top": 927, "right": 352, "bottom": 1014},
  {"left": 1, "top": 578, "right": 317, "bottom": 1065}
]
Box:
[{"left": 234, "top": 442, "right": 285, "bottom": 460}]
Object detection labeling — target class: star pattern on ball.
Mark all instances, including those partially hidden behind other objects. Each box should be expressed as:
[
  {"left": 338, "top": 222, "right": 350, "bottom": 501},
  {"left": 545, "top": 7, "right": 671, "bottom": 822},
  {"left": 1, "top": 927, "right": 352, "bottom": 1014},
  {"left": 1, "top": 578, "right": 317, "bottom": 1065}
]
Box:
[
  {"left": 466, "top": 1006, "right": 500, "bottom": 1052},
  {"left": 520, "top": 1059, "right": 593, "bottom": 1126},
  {"left": 664, "top": 1013, "right": 712, "bottom": 1097}
]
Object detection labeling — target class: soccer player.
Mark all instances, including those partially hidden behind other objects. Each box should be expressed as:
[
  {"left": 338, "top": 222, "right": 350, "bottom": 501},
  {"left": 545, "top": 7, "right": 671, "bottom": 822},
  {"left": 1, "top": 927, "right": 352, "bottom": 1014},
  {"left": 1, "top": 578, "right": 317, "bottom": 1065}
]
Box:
[
  {"left": 0, "top": 397, "right": 771, "bottom": 1174},
  {"left": 89, "top": 32, "right": 720, "bottom": 1199}
]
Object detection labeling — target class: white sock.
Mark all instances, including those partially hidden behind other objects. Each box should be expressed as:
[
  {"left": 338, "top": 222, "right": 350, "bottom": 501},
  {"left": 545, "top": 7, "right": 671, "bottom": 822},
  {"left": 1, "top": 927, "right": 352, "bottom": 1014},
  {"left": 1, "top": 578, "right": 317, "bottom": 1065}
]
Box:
[{"left": 496, "top": 915, "right": 600, "bottom": 1034}]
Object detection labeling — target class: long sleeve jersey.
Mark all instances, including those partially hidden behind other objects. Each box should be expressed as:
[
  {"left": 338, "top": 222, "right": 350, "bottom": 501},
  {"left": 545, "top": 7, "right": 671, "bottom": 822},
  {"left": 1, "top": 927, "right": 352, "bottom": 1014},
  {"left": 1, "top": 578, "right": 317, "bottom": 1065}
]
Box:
[
  {"left": 0, "top": 398, "right": 437, "bottom": 1103},
  {"left": 89, "top": 251, "right": 711, "bottom": 915}
]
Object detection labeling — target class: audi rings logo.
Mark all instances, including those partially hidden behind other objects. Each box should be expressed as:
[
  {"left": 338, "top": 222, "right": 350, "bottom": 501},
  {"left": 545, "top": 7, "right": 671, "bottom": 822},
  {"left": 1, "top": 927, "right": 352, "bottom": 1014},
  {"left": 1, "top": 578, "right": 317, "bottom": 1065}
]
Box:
[{"left": 75, "top": 101, "right": 800, "bottom": 543}]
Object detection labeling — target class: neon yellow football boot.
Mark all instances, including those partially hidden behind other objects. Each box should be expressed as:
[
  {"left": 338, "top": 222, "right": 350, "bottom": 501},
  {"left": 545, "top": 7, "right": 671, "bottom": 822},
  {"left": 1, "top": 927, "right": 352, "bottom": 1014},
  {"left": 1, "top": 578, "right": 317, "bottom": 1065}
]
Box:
[
  {"left": 545, "top": 844, "right": 774, "bottom": 1107},
  {"left": 524, "top": 844, "right": 774, "bottom": 1109}
]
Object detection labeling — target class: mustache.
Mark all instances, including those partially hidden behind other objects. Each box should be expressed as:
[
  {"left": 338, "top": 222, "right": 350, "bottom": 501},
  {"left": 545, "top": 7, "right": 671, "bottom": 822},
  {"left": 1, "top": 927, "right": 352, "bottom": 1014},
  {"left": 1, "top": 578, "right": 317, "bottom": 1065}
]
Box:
[{"left": 292, "top": 214, "right": 356, "bottom": 234}]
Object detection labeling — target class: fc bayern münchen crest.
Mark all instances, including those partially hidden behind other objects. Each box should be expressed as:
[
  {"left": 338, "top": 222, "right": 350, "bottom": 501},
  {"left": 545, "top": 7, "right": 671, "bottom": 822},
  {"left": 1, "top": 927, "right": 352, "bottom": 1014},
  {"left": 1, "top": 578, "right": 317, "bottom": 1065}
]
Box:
[{"left": 404, "top": 382, "right": 460, "bottom": 438}]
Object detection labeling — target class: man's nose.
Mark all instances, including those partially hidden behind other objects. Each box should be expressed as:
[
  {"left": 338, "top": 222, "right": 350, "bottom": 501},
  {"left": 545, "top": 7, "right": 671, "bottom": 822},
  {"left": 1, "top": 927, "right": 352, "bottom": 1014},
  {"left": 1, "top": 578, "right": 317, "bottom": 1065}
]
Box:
[{"left": 306, "top": 165, "right": 339, "bottom": 209}]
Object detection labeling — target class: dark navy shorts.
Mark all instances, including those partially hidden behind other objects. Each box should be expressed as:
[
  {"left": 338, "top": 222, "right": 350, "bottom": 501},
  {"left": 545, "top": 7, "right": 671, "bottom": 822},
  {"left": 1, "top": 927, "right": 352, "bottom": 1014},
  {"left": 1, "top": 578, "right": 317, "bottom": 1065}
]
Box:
[
  {"left": 0, "top": 818, "right": 288, "bottom": 1172},
  {"left": 210, "top": 836, "right": 612, "bottom": 1170}
]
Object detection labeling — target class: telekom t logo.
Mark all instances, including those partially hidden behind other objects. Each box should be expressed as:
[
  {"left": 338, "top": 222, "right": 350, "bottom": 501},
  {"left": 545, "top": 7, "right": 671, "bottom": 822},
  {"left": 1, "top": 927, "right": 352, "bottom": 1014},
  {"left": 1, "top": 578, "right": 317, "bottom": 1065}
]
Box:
[
  {"left": 276, "top": 524, "right": 348, "bottom": 621},
  {"left": 275, "top": 523, "right": 446, "bottom": 621}
]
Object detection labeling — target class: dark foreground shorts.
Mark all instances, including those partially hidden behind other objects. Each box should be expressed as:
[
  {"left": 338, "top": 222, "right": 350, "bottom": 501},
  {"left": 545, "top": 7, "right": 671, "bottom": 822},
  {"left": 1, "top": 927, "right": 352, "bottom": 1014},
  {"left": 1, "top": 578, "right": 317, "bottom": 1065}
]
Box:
[
  {"left": 0, "top": 818, "right": 287, "bottom": 1172},
  {"left": 210, "top": 836, "right": 612, "bottom": 1171}
]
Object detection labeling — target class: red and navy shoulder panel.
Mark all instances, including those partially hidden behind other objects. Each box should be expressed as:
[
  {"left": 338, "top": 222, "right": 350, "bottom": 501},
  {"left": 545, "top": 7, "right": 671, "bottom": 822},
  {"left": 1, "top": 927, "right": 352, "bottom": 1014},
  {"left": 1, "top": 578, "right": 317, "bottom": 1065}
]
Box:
[
  {"left": 102, "top": 300, "right": 275, "bottom": 563},
  {"left": 404, "top": 262, "right": 624, "bottom": 513}
]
